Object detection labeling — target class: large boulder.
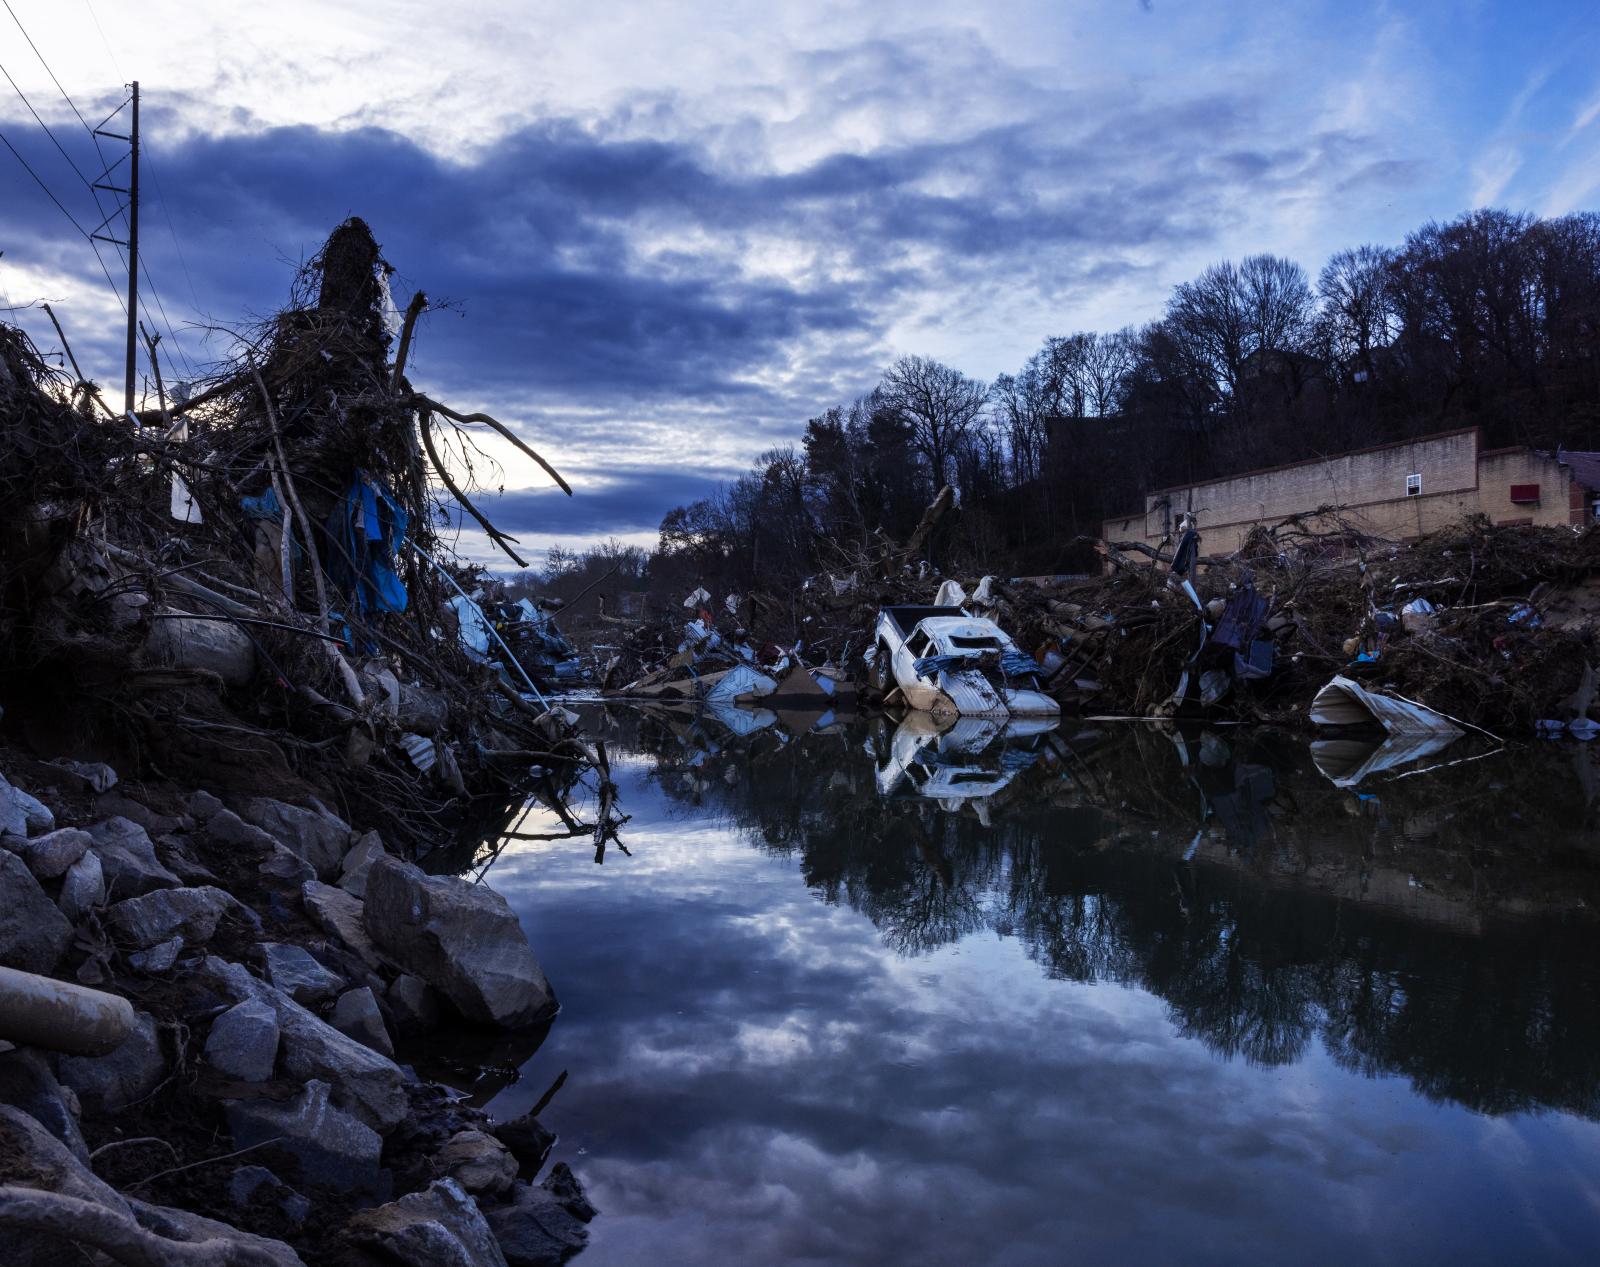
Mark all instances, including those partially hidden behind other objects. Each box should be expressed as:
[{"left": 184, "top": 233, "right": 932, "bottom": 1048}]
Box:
[
  {"left": 205, "top": 998, "right": 280, "bottom": 1082},
  {"left": 57, "top": 849, "right": 103, "bottom": 922},
  {"left": 493, "top": 1111, "right": 556, "bottom": 1176},
  {"left": 301, "top": 880, "right": 385, "bottom": 969},
  {"left": 386, "top": 973, "right": 441, "bottom": 1037},
  {"left": 4, "top": 826, "right": 90, "bottom": 880},
  {"left": 238, "top": 797, "right": 352, "bottom": 879},
  {"left": 201, "top": 957, "right": 407, "bottom": 1130},
  {"left": 0, "top": 1048, "right": 89, "bottom": 1160},
  {"left": 337, "top": 830, "right": 388, "bottom": 899},
  {"left": 436, "top": 1128, "right": 517, "bottom": 1196},
  {"left": 484, "top": 1169, "right": 594, "bottom": 1267},
  {"left": 128, "top": 1196, "right": 306, "bottom": 1267},
  {"left": 86, "top": 816, "right": 180, "bottom": 898},
  {"left": 225, "top": 1079, "right": 385, "bottom": 1195},
  {"left": 104, "top": 885, "right": 234, "bottom": 950},
  {"left": 329, "top": 986, "right": 393, "bottom": 1058},
  {"left": 0, "top": 1103, "right": 132, "bottom": 1266},
  {"left": 259, "top": 943, "right": 345, "bottom": 1007},
  {"left": 0, "top": 851, "right": 73, "bottom": 972},
  {"left": 363, "top": 856, "right": 556, "bottom": 1029},
  {"left": 0, "top": 773, "right": 54, "bottom": 836},
  {"left": 345, "top": 1179, "right": 508, "bottom": 1267},
  {"left": 57, "top": 1009, "right": 166, "bottom": 1114}
]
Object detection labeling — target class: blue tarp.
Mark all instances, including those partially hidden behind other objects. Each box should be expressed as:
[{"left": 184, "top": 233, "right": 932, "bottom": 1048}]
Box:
[{"left": 325, "top": 471, "right": 409, "bottom": 619}]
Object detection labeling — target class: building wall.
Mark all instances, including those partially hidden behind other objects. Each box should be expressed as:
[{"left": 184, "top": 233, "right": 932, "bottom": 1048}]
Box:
[{"left": 1101, "top": 429, "right": 1583, "bottom": 554}]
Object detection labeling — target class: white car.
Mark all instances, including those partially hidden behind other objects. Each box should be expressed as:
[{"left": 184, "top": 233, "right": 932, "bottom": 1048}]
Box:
[{"left": 868, "top": 604, "right": 1059, "bottom": 720}]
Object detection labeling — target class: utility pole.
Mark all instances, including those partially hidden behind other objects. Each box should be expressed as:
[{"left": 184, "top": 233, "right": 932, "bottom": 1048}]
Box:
[
  {"left": 91, "top": 81, "right": 139, "bottom": 418},
  {"left": 124, "top": 81, "right": 139, "bottom": 417}
]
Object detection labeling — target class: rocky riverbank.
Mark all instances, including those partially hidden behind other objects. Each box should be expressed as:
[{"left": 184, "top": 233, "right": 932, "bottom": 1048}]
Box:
[{"left": 1, "top": 754, "right": 592, "bottom": 1266}]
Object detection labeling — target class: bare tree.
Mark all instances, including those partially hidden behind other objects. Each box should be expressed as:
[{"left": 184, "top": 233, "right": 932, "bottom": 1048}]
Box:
[
  {"left": 1316, "top": 245, "right": 1397, "bottom": 374},
  {"left": 878, "top": 355, "right": 990, "bottom": 490},
  {"left": 1081, "top": 327, "right": 1138, "bottom": 416},
  {"left": 1167, "top": 255, "right": 1315, "bottom": 402}
]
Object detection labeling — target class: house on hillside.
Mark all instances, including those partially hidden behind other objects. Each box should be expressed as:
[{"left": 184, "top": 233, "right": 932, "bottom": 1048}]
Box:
[{"left": 1101, "top": 427, "right": 1600, "bottom": 555}]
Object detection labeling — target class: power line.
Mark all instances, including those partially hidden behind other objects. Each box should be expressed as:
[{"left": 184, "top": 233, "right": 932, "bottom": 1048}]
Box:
[
  {"left": 0, "top": 122, "right": 92, "bottom": 238},
  {"left": 6, "top": 2, "right": 196, "bottom": 379}
]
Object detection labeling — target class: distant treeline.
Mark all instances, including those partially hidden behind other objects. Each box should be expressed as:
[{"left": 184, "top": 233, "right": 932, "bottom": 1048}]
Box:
[{"left": 591, "top": 207, "right": 1600, "bottom": 601}]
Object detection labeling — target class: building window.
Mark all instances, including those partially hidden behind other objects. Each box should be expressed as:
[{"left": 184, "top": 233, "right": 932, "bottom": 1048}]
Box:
[{"left": 1406, "top": 473, "right": 1422, "bottom": 497}]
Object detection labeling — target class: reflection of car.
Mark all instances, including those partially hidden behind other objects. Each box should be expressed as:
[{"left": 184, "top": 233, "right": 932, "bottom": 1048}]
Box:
[
  {"left": 875, "top": 711, "right": 1051, "bottom": 803},
  {"left": 870, "top": 605, "right": 1058, "bottom": 720}
]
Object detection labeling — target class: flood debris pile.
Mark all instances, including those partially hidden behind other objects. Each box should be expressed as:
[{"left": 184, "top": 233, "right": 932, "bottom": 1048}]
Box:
[
  {"left": 611, "top": 488, "right": 1600, "bottom": 736},
  {"left": 0, "top": 216, "right": 609, "bottom": 852},
  {"left": 0, "top": 219, "right": 610, "bottom": 1264}
]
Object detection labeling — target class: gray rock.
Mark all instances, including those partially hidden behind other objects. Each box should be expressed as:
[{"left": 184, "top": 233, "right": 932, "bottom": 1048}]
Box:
[
  {"left": 261, "top": 942, "right": 345, "bottom": 1006},
  {"left": 541, "top": 1162, "right": 597, "bottom": 1222},
  {"left": 202, "top": 806, "right": 279, "bottom": 856},
  {"left": 200, "top": 957, "right": 407, "bottom": 1130},
  {"left": 87, "top": 815, "right": 180, "bottom": 897},
  {"left": 205, "top": 998, "right": 280, "bottom": 1082},
  {"left": 127, "top": 1195, "right": 306, "bottom": 1267},
  {"left": 337, "top": 830, "right": 388, "bottom": 899},
  {"left": 484, "top": 1174, "right": 592, "bottom": 1266},
  {"left": 58, "top": 1009, "right": 166, "bottom": 1113},
  {"left": 364, "top": 855, "right": 557, "bottom": 1029},
  {"left": 0, "top": 1105, "right": 118, "bottom": 1203},
  {"left": 188, "top": 789, "right": 227, "bottom": 821},
  {"left": 302, "top": 880, "right": 385, "bottom": 969},
  {"left": 0, "top": 850, "right": 73, "bottom": 972},
  {"left": 330, "top": 986, "right": 393, "bottom": 1057},
  {"left": 94, "top": 791, "right": 187, "bottom": 835},
  {"left": 239, "top": 797, "right": 353, "bottom": 880},
  {"left": 438, "top": 1128, "right": 517, "bottom": 1196},
  {"left": 261, "top": 843, "right": 316, "bottom": 884},
  {"left": 387, "top": 973, "right": 442, "bottom": 1037},
  {"left": 50, "top": 759, "right": 118, "bottom": 793},
  {"left": 0, "top": 1048, "right": 89, "bottom": 1161},
  {"left": 128, "top": 934, "right": 184, "bottom": 974},
  {"left": 105, "top": 884, "right": 233, "bottom": 949},
  {"left": 0, "top": 776, "right": 25, "bottom": 838},
  {"left": 154, "top": 840, "right": 219, "bottom": 887},
  {"left": 346, "top": 1178, "right": 509, "bottom": 1267},
  {"left": 494, "top": 1111, "right": 556, "bottom": 1175},
  {"left": 225, "top": 1079, "right": 384, "bottom": 1193},
  {"left": 229, "top": 1164, "right": 311, "bottom": 1227},
  {"left": 0, "top": 777, "right": 54, "bottom": 834},
  {"left": 6, "top": 826, "right": 91, "bottom": 879},
  {"left": 57, "top": 848, "right": 104, "bottom": 922}
]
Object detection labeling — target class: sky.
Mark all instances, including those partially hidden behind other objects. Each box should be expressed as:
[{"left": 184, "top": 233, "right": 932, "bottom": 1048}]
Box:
[{"left": 2, "top": 0, "right": 1600, "bottom": 566}]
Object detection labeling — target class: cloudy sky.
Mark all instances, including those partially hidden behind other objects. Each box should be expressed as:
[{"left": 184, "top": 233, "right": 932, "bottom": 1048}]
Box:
[{"left": 2, "top": 0, "right": 1599, "bottom": 564}]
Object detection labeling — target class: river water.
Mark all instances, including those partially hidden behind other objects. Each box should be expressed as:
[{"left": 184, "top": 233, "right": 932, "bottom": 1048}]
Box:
[{"left": 456, "top": 709, "right": 1600, "bottom": 1265}]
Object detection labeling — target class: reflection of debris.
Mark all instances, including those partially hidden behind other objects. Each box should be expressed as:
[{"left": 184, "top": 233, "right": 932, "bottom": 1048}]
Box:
[
  {"left": 875, "top": 711, "right": 1049, "bottom": 804},
  {"left": 1310, "top": 732, "right": 1466, "bottom": 787}
]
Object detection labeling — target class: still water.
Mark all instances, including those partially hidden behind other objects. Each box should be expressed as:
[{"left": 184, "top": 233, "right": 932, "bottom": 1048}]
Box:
[{"left": 460, "top": 710, "right": 1600, "bottom": 1265}]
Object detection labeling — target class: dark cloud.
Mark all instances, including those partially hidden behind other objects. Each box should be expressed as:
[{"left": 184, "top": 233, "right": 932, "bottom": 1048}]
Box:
[
  {"left": 491, "top": 464, "right": 733, "bottom": 539},
  {"left": 0, "top": 45, "right": 1419, "bottom": 552}
]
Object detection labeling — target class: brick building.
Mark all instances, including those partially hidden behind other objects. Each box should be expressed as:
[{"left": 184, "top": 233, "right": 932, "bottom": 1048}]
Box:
[{"left": 1101, "top": 427, "right": 1600, "bottom": 554}]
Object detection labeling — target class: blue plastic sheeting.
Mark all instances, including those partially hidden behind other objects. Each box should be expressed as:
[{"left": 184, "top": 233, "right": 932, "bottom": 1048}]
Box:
[
  {"left": 240, "top": 487, "right": 283, "bottom": 520},
  {"left": 325, "top": 471, "right": 409, "bottom": 619},
  {"left": 913, "top": 653, "right": 969, "bottom": 680},
  {"left": 1000, "top": 649, "right": 1039, "bottom": 680}
]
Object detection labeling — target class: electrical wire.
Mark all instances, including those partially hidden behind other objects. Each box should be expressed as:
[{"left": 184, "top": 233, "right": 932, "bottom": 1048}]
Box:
[{"left": 5, "top": 1, "right": 196, "bottom": 373}]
